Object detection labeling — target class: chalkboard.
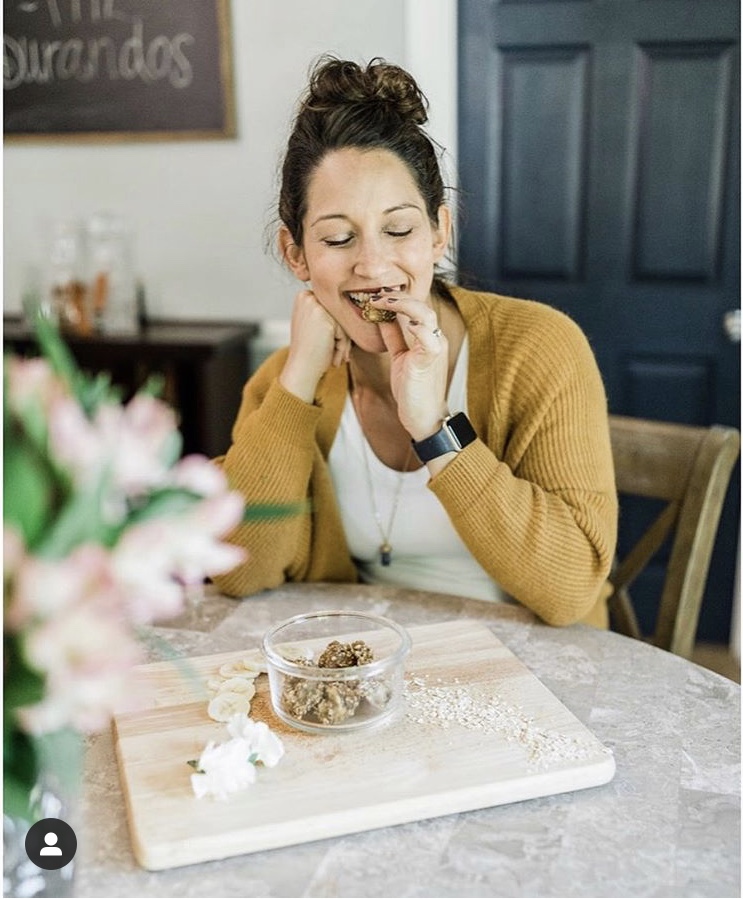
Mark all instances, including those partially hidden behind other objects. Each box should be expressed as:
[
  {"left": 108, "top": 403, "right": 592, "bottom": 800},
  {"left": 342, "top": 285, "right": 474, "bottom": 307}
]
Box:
[{"left": 3, "top": 0, "right": 236, "bottom": 141}]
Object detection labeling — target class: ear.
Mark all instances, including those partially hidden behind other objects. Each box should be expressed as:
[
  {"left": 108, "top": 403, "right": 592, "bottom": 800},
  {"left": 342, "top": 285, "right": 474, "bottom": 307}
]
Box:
[
  {"left": 432, "top": 205, "right": 452, "bottom": 263},
  {"left": 278, "top": 226, "right": 310, "bottom": 281}
]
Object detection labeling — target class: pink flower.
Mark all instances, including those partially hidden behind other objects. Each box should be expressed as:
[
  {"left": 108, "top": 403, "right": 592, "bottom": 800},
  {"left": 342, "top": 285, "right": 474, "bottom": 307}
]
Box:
[
  {"left": 13, "top": 547, "right": 143, "bottom": 734},
  {"left": 109, "top": 522, "right": 187, "bottom": 624},
  {"left": 5, "top": 356, "right": 69, "bottom": 417},
  {"left": 48, "top": 393, "right": 179, "bottom": 501},
  {"left": 169, "top": 455, "right": 232, "bottom": 497},
  {"left": 3, "top": 526, "right": 25, "bottom": 581},
  {"left": 5, "top": 339, "right": 252, "bottom": 753},
  {"left": 6, "top": 544, "right": 117, "bottom": 632},
  {"left": 20, "top": 606, "right": 142, "bottom": 733},
  {"left": 110, "top": 492, "right": 246, "bottom": 624}
]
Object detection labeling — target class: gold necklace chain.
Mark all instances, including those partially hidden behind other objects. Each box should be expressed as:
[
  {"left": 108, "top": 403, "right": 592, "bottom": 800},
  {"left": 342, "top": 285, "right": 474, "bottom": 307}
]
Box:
[
  {"left": 358, "top": 432, "right": 413, "bottom": 566},
  {"left": 350, "top": 365, "right": 414, "bottom": 566}
]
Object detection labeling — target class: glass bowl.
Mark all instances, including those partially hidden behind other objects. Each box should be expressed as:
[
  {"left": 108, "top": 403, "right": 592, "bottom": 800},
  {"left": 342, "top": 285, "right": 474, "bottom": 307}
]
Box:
[{"left": 261, "top": 610, "right": 412, "bottom": 734}]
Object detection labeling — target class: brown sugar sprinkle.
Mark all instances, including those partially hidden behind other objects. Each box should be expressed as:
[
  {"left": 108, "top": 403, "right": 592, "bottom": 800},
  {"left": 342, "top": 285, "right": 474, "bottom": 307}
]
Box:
[{"left": 404, "top": 675, "right": 610, "bottom": 769}]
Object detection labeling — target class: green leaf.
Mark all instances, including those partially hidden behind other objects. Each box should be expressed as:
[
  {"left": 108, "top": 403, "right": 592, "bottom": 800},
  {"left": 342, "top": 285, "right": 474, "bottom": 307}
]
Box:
[
  {"left": 125, "top": 487, "right": 201, "bottom": 526},
  {"left": 4, "top": 660, "right": 45, "bottom": 713},
  {"left": 4, "top": 770, "right": 36, "bottom": 821},
  {"left": 3, "top": 437, "right": 57, "bottom": 548},
  {"left": 31, "top": 313, "right": 84, "bottom": 399},
  {"left": 30, "top": 314, "right": 120, "bottom": 416},
  {"left": 138, "top": 373, "right": 165, "bottom": 398},
  {"left": 34, "top": 475, "right": 113, "bottom": 557},
  {"left": 34, "top": 728, "right": 83, "bottom": 795},
  {"left": 242, "top": 501, "right": 307, "bottom": 522},
  {"left": 3, "top": 727, "right": 39, "bottom": 821},
  {"left": 77, "top": 371, "right": 122, "bottom": 412},
  {"left": 160, "top": 428, "right": 183, "bottom": 468}
]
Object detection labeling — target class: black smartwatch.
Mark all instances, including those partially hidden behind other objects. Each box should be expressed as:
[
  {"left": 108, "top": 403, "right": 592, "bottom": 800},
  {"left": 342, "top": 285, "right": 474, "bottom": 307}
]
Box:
[{"left": 411, "top": 412, "right": 477, "bottom": 463}]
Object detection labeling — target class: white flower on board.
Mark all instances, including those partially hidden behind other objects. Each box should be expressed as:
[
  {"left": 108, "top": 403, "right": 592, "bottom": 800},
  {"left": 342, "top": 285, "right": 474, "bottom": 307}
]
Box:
[
  {"left": 190, "top": 714, "right": 285, "bottom": 799},
  {"left": 226, "top": 714, "right": 285, "bottom": 768},
  {"left": 190, "top": 738, "right": 257, "bottom": 800}
]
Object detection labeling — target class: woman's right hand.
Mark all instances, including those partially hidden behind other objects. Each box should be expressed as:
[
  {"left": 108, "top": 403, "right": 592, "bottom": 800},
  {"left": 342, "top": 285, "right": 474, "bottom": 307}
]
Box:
[{"left": 279, "top": 289, "right": 351, "bottom": 403}]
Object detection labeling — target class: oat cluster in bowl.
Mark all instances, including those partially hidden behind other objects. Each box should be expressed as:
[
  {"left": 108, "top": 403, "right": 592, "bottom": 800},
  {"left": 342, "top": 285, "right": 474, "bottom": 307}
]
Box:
[{"left": 262, "top": 611, "right": 411, "bottom": 734}]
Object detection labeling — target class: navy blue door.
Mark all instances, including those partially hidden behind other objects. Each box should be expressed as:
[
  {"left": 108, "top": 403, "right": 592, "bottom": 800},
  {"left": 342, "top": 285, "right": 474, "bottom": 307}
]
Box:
[{"left": 458, "top": 0, "right": 740, "bottom": 641}]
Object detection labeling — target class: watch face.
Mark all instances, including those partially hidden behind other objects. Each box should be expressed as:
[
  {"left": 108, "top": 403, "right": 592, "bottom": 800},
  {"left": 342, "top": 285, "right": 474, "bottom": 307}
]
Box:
[
  {"left": 412, "top": 413, "right": 477, "bottom": 462},
  {"left": 448, "top": 412, "right": 477, "bottom": 448}
]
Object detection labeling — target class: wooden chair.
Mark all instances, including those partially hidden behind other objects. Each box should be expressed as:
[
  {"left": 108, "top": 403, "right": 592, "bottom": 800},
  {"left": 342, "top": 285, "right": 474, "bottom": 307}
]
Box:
[{"left": 606, "top": 415, "right": 740, "bottom": 659}]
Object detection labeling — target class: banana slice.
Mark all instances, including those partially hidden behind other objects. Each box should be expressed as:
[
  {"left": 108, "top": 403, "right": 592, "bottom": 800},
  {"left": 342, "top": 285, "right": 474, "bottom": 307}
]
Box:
[
  {"left": 276, "top": 643, "right": 314, "bottom": 663},
  {"left": 217, "top": 677, "right": 256, "bottom": 698},
  {"left": 207, "top": 691, "right": 253, "bottom": 722},
  {"left": 219, "top": 659, "right": 260, "bottom": 678},
  {"left": 241, "top": 650, "right": 268, "bottom": 675},
  {"left": 205, "top": 676, "right": 224, "bottom": 693}
]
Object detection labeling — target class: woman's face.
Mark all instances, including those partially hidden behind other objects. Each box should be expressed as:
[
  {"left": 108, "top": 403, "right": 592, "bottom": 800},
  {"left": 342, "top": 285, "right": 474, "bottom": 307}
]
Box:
[{"left": 281, "top": 147, "right": 450, "bottom": 353}]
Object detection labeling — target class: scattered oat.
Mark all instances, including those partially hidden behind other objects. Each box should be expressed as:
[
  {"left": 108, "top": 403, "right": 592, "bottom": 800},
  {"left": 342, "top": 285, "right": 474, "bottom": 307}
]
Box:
[{"left": 404, "top": 674, "right": 608, "bottom": 769}]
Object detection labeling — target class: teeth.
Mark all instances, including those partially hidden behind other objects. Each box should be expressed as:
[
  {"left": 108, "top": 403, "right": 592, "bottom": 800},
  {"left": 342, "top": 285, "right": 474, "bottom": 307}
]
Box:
[{"left": 348, "top": 288, "right": 401, "bottom": 307}]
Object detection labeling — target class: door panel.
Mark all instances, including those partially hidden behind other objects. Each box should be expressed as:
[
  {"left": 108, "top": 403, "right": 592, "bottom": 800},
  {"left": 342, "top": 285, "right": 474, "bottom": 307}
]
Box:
[{"left": 458, "top": 0, "right": 740, "bottom": 641}]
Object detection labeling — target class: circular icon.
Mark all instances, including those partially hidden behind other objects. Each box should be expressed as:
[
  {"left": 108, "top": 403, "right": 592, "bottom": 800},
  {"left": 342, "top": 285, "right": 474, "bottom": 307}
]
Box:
[{"left": 25, "top": 817, "right": 77, "bottom": 870}]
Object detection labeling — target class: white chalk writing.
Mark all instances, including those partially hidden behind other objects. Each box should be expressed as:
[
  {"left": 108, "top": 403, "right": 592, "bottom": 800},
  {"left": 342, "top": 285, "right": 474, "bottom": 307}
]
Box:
[{"left": 4, "top": 16, "right": 195, "bottom": 89}]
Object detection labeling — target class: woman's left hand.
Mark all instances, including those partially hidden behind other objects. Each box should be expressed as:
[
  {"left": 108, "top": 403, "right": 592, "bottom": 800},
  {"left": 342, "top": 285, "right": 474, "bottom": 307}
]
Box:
[{"left": 371, "top": 294, "right": 450, "bottom": 441}]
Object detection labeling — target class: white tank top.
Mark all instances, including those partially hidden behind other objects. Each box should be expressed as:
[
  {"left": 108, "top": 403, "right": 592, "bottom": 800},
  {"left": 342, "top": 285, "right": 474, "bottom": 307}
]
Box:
[{"left": 328, "top": 337, "right": 507, "bottom": 603}]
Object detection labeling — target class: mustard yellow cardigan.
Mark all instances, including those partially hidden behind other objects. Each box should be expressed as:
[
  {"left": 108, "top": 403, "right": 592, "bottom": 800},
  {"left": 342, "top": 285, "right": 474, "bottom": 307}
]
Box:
[{"left": 213, "top": 286, "right": 618, "bottom": 627}]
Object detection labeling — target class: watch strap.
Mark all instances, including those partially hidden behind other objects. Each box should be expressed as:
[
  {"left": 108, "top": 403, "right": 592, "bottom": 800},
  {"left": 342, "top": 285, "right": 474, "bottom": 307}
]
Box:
[{"left": 411, "top": 412, "right": 477, "bottom": 463}]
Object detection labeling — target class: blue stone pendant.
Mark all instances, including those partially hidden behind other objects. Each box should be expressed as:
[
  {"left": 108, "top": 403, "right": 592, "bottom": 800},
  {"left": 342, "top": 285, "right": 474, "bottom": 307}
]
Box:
[{"left": 380, "top": 543, "right": 392, "bottom": 566}]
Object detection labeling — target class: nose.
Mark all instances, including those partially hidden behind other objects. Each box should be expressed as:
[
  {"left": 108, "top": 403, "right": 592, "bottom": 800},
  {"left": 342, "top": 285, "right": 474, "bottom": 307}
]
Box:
[{"left": 352, "top": 234, "right": 393, "bottom": 281}]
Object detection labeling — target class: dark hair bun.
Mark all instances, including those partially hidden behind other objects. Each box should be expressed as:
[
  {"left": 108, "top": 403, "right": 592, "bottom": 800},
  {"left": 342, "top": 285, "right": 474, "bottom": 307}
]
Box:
[{"left": 304, "top": 56, "right": 429, "bottom": 125}]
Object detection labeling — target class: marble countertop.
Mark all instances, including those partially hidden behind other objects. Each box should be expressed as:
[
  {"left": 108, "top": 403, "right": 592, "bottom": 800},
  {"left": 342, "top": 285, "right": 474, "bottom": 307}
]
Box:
[{"left": 74, "top": 583, "right": 740, "bottom": 898}]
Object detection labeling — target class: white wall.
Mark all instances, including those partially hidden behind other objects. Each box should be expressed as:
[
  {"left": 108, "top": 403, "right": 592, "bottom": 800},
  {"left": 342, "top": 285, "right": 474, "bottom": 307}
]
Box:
[{"left": 3, "top": 0, "right": 457, "bottom": 324}]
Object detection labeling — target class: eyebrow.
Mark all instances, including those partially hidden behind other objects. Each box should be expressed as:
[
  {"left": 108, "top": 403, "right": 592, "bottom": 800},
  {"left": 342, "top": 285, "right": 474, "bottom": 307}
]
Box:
[{"left": 309, "top": 203, "right": 423, "bottom": 228}]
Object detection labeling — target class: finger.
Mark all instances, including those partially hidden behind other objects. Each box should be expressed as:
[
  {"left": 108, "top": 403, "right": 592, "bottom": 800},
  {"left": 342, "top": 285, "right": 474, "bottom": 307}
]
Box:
[
  {"left": 332, "top": 331, "right": 352, "bottom": 366},
  {"left": 405, "top": 318, "right": 447, "bottom": 355},
  {"left": 378, "top": 319, "right": 409, "bottom": 356}
]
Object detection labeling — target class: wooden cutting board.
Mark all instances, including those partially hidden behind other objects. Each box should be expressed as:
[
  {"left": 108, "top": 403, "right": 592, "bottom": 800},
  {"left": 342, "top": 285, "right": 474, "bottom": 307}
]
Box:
[{"left": 114, "top": 619, "right": 615, "bottom": 871}]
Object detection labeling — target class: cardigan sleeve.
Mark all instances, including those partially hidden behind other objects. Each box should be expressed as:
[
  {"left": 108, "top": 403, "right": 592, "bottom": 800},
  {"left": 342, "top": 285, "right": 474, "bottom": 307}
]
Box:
[
  {"left": 210, "top": 352, "right": 323, "bottom": 596},
  {"left": 430, "top": 306, "right": 617, "bottom": 626}
]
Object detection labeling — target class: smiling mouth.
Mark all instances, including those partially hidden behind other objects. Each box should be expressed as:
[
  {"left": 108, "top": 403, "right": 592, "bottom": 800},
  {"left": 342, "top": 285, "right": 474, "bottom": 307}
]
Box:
[{"left": 347, "top": 286, "right": 402, "bottom": 323}]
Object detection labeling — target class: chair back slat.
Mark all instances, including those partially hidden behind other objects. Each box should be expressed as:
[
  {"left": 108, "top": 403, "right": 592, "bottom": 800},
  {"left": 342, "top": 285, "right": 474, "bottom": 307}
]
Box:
[
  {"left": 608, "top": 415, "right": 740, "bottom": 658},
  {"left": 610, "top": 416, "right": 703, "bottom": 500},
  {"left": 608, "top": 501, "right": 679, "bottom": 592}
]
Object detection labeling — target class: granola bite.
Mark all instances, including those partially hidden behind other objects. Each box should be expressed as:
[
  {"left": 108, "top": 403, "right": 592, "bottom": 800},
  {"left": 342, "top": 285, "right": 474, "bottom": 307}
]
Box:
[
  {"left": 362, "top": 302, "right": 397, "bottom": 323},
  {"left": 278, "top": 638, "right": 389, "bottom": 725},
  {"left": 317, "top": 639, "right": 375, "bottom": 668}
]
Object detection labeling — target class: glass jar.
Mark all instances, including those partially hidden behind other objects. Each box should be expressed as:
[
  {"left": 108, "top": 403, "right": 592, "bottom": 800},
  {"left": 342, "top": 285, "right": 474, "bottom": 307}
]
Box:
[
  {"left": 46, "top": 220, "right": 90, "bottom": 337},
  {"left": 86, "top": 212, "right": 138, "bottom": 335}
]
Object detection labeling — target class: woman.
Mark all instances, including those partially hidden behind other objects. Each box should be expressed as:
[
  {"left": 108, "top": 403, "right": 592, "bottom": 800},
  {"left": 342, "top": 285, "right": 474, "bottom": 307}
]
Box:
[{"left": 213, "top": 56, "right": 617, "bottom": 627}]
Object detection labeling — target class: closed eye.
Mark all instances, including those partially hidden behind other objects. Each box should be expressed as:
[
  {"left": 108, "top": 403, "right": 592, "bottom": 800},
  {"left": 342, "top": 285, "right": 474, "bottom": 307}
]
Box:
[
  {"left": 386, "top": 229, "right": 413, "bottom": 238},
  {"left": 323, "top": 235, "right": 353, "bottom": 247}
]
